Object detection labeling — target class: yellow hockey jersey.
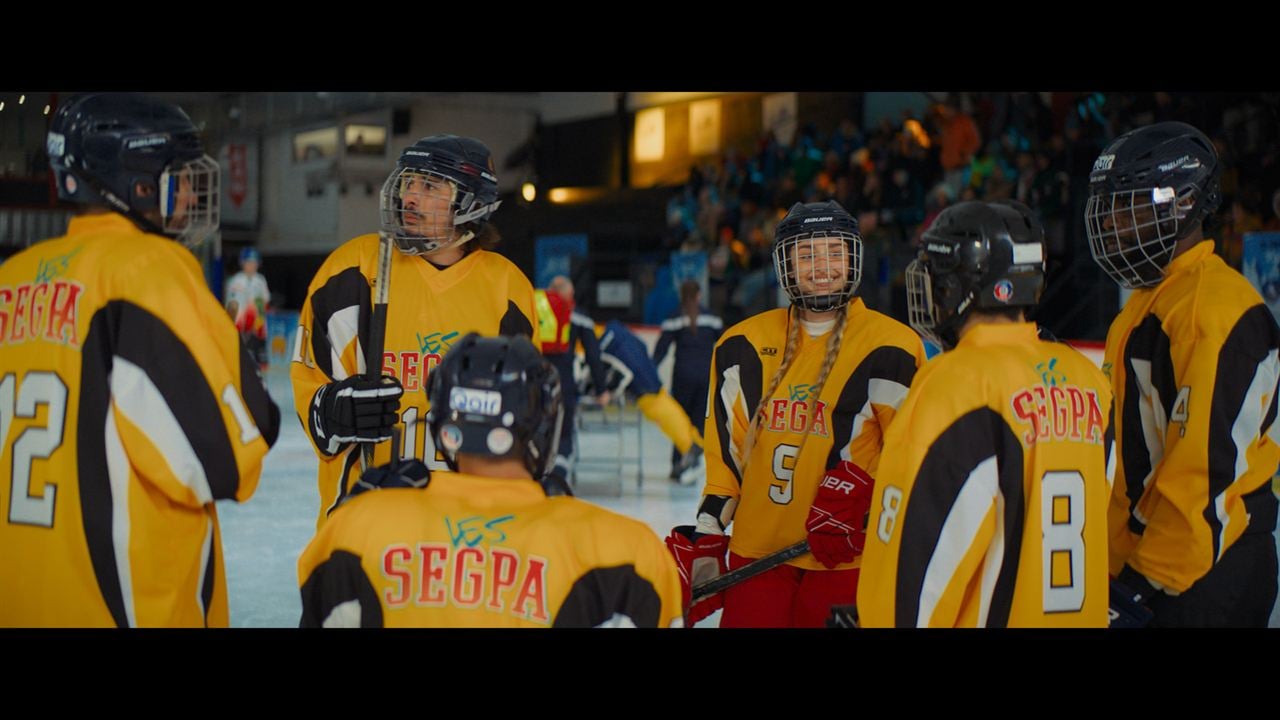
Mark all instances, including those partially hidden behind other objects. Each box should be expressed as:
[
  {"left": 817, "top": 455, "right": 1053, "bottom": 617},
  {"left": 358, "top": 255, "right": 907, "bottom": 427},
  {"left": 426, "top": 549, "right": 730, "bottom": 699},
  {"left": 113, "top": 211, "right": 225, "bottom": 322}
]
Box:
[
  {"left": 703, "top": 299, "right": 925, "bottom": 571},
  {"left": 290, "top": 233, "right": 537, "bottom": 526},
  {"left": 858, "top": 322, "right": 1113, "bottom": 627},
  {"left": 1104, "top": 240, "right": 1280, "bottom": 594},
  {"left": 298, "top": 472, "right": 684, "bottom": 627},
  {"left": 0, "top": 213, "right": 279, "bottom": 627}
]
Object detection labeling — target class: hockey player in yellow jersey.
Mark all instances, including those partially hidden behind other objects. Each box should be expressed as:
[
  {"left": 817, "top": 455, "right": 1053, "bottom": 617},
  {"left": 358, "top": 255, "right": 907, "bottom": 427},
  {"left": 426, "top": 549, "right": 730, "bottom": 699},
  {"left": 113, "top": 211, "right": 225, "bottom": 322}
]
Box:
[
  {"left": 1085, "top": 122, "right": 1280, "bottom": 627},
  {"left": 292, "top": 135, "right": 537, "bottom": 527},
  {"left": 298, "top": 334, "right": 683, "bottom": 627},
  {"left": 0, "top": 93, "right": 280, "bottom": 627},
  {"left": 857, "top": 200, "right": 1113, "bottom": 628},
  {"left": 667, "top": 201, "right": 926, "bottom": 627}
]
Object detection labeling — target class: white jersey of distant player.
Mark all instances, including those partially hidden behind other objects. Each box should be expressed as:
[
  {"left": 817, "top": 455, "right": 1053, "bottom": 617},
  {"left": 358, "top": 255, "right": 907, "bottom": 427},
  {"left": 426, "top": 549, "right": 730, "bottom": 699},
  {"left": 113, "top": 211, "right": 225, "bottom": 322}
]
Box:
[{"left": 226, "top": 272, "right": 269, "bottom": 314}]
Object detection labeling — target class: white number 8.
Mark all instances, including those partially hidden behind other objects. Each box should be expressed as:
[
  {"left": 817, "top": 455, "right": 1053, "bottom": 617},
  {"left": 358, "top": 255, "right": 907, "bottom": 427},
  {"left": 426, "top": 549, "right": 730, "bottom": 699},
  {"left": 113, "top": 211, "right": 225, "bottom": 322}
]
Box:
[
  {"left": 1042, "top": 470, "right": 1086, "bottom": 613},
  {"left": 876, "top": 485, "right": 904, "bottom": 543}
]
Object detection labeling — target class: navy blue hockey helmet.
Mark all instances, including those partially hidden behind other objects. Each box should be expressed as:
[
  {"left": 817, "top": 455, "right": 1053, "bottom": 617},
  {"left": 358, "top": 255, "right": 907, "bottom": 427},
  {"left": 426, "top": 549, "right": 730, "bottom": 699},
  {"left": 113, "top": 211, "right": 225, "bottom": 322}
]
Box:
[
  {"left": 47, "top": 92, "right": 219, "bottom": 247},
  {"left": 772, "top": 201, "right": 863, "bottom": 312},
  {"left": 426, "top": 333, "right": 562, "bottom": 479},
  {"left": 378, "top": 134, "right": 502, "bottom": 256},
  {"left": 1085, "top": 121, "right": 1221, "bottom": 289},
  {"left": 906, "top": 200, "right": 1046, "bottom": 350}
]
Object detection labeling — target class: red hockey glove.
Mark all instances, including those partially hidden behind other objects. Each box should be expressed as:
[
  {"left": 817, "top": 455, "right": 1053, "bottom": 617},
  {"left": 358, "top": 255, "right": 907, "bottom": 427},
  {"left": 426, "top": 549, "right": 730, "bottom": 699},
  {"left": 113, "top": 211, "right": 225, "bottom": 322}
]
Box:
[
  {"left": 804, "top": 460, "right": 875, "bottom": 569},
  {"left": 664, "top": 525, "right": 729, "bottom": 625}
]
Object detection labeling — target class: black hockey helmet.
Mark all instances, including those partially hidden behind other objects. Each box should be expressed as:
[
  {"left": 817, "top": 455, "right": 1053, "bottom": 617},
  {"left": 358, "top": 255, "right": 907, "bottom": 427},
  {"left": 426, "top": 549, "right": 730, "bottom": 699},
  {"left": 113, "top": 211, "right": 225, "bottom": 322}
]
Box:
[
  {"left": 379, "top": 134, "right": 502, "bottom": 256},
  {"left": 906, "top": 200, "right": 1046, "bottom": 350},
  {"left": 47, "top": 92, "right": 219, "bottom": 247},
  {"left": 772, "top": 200, "right": 862, "bottom": 312},
  {"left": 1085, "top": 121, "right": 1221, "bottom": 289},
  {"left": 426, "top": 333, "right": 562, "bottom": 479}
]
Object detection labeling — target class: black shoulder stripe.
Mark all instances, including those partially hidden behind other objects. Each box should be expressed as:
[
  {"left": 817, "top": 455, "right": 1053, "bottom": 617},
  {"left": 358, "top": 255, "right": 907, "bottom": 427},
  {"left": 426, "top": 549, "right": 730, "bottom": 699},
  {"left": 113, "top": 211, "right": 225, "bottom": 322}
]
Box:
[
  {"left": 327, "top": 449, "right": 362, "bottom": 517},
  {"left": 1120, "top": 315, "right": 1176, "bottom": 532},
  {"left": 552, "top": 565, "right": 664, "bottom": 628},
  {"left": 500, "top": 300, "right": 534, "bottom": 338},
  {"left": 201, "top": 539, "right": 217, "bottom": 627},
  {"left": 895, "top": 408, "right": 1025, "bottom": 628},
  {"left": 239, "top": 337, "right": 280, "bottom": 448},
  {"left": 298, "top": 550, "right": 383, "bottom": 628},
  {"left": 713, "top": 335, "right": 763, "bottom": 487},
  {"left": 78, "top": 313, "right": 129, "bottom": 628},
  {"left": 93, "top": 301, "right": 241, "bottom": 500},
  {"left": 308, "top": 267, "right": 372, "bottom": 380},
  {"left": 1206, "top": 304, "right": 1280, "bottom": 559},
  {"left": 824, "top": 345, "right": 919, "bottom": 471}
]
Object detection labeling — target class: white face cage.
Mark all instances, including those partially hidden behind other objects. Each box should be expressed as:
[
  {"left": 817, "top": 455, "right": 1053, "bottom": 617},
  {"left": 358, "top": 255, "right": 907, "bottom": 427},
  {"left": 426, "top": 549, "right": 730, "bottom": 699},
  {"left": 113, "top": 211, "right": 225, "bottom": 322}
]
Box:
[
  {"left": 905, "top": 258, "right": 944, "bottom": 349},
  {"left": 1084, "top": 185, "right": 1192, "bottom": 289},
  {"left": 160, "top": 154, "right": 219, "bottom": 248},
  {"left": 773, "top": 231, "right": 861, "bottom": 312},
  {"left": 378, "top": 167, "right": 501, "bottom": 256}
]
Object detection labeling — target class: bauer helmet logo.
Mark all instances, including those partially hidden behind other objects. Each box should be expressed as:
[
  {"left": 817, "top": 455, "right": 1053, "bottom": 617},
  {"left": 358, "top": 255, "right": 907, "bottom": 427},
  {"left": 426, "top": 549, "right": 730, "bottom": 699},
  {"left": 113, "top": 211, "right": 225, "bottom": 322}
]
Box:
[
  {"left": 803, "top": 216, "right": 835, "bottom": 224},
  {"left": 1158, "top": 155, "right": 1192, "bottom": 173},
  {"left": 125, "top": 134, "right": 169, "bottom": 150}
]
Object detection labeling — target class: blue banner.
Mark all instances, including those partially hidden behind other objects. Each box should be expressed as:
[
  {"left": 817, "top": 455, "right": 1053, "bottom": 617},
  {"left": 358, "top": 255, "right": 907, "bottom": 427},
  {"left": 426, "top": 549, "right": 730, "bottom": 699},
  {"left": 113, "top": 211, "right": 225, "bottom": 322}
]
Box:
[
  {"left": 266, "top": 310, "right": 300, "bottom": 365},
  {"left": 534, "top": 234, "right": 589, "bottom": 289},
  {"left": 669, "top": 250, "right": 709, "bottom": 299},
  {"left": 1242, "top": 232, "right": 1280, "bottom": 327}
]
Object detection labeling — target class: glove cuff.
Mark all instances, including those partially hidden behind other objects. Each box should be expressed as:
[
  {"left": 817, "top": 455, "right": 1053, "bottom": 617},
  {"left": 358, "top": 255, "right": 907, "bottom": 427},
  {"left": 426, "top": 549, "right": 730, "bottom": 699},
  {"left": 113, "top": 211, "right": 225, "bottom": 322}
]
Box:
[{"left": 1115, "top": 565, "right": 1161, "bottom": 606}]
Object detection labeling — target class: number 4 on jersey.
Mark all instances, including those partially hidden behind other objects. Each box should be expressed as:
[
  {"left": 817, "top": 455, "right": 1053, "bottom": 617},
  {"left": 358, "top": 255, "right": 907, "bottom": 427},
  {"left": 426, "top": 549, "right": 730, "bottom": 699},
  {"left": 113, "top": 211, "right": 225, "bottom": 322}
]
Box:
[{"left": 1170, "top": 386, "right": 1190, "bottom": 436}]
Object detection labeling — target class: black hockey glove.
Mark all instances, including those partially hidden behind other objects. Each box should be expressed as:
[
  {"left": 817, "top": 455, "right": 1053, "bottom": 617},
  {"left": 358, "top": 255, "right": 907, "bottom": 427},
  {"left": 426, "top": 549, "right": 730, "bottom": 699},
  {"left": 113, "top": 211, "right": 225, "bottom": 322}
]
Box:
[
  {"left": 309, "top": 374, "right": 404, "bottom": 454},
  {"left": 343, "top": 458, "right": 431, "bottom": 506},
  {"left": 1108, "top": 566, "right": 1157, "bottom": 628}
]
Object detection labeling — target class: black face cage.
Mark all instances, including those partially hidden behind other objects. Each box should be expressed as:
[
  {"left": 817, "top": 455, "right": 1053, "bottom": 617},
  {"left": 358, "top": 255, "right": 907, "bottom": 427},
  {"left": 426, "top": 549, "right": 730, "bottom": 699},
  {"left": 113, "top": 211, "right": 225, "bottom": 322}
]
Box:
[
  {"left": 1085, "top": 185, "right": 1193, "bottom": 289},
  {"left": 773, "top": 231, "right": 862, "bottom": 312},
  {"left": 905, "top": 258, "right": 945, "bottom": 349}
]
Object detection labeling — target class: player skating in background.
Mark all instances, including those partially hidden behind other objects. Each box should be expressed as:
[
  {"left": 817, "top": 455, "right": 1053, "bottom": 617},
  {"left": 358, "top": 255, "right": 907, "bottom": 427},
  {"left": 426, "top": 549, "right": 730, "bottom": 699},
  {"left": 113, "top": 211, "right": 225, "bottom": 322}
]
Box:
[{"left": 225, "top": 246, "right": 270, "bottom": 368}]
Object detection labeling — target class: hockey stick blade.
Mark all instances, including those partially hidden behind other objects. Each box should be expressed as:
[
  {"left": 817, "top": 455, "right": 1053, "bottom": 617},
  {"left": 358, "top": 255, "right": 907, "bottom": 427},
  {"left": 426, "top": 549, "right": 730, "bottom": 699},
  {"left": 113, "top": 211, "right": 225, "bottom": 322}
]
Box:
[{"left": 691, "top": 539, "right": 810, "bottom": 604}]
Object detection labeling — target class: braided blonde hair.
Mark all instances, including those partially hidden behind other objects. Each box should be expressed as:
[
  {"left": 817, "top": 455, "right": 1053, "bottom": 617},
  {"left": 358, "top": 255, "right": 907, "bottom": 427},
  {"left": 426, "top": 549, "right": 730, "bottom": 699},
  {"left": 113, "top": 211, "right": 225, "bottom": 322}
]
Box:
[{"left": 739, "top": 306, "right": 848, "bottom": 470}]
